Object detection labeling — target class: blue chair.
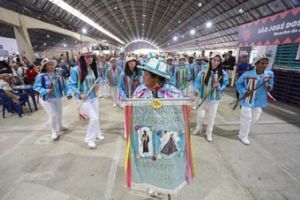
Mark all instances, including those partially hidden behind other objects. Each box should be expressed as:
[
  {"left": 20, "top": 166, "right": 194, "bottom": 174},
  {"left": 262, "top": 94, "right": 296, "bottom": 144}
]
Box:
[{"left": 0, "top": 91, "right": 32, "bottom": 118}]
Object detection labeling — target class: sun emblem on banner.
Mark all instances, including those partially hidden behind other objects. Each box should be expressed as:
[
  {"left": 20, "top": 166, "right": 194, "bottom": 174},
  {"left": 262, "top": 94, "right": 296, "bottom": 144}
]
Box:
[{"left": 151, "top": 99, "right": 163, "bottom": 109}]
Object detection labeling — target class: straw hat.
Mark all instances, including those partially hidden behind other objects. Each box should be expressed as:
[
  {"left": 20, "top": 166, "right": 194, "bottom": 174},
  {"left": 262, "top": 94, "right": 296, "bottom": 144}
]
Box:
[
  {"left": 253, "top": 55, "right": 269, "bottom": 65},
  {"left": 126, "top": 56, "right": 137, "bottom": 63},
  {"left": 40, "top": 58, "right": 57, "bottom": 70},
  {"left": 80, "top": 47, "right": 93, "bottom": 56}
]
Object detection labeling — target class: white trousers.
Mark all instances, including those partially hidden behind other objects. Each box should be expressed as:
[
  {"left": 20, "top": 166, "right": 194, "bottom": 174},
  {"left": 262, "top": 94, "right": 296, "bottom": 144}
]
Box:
[
  {"left": 239, "top": 107, "right": 262, "bottom": 140},
  {"left": 40, "top": 98, "right": 64, "bottom": 137},
  {"left": 80, "top": 98, "right": 103, "bottom": 143},
  {"left": 195, "top": 101, "right": 219, "bottom": 136},
  {"left": 99, "top": 83, "right": 110, "bottom": 97},
  {"left": 110, "top": 85, "right": 119, "bottom": 104}
]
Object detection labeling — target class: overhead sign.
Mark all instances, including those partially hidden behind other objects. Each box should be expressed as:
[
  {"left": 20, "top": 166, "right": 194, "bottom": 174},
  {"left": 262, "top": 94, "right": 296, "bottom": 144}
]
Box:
[{"left": 238, "top": 7, "right": 300, "bottom": 47}]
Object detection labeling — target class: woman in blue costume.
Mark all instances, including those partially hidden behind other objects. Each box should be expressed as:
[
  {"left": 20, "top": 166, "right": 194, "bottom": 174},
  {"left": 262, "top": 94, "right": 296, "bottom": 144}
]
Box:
[
  {"left": 193, "top": 54, "right": 229, "bottom": 142},
  {"left": 69, "top": 47, "right": 104, "bottom": 149},
  {"left": 118, "top": 57, "right": 142, "bottom": 100},
  {"left": 33, "top": 58, "right": 72, "bottom": 140}
]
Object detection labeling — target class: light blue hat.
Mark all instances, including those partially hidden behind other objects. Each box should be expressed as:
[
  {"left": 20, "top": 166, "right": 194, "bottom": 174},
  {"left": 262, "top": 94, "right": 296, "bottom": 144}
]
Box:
[
  {"left": 137, "top": 58, "right": 171, "bottom": 79},
  {"left": 147, "top": 52, "right": 157, "bottom": 60}
]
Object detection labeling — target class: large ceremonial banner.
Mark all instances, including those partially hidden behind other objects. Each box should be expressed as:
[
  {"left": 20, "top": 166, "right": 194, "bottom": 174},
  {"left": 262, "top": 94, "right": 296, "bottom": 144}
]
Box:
[{"left": 124, "top": 99, "right": 194, "bottom": 193}]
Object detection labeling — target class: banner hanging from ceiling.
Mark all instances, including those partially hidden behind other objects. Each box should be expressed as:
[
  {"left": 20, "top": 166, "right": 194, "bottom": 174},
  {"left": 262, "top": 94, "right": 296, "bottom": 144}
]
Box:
[{"left": 238, "top": 7, "right": 300, "bottom": 47}]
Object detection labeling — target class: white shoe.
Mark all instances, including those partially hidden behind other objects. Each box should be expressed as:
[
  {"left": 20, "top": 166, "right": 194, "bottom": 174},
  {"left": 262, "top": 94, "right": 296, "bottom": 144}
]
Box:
[
  {"left": 148, "top": 189, "right": 158, "bottom": 197},
  {"left": 206, "top": 134, "right": 212, "bottom": 142},
  {"left": 113, "top": 103, "right": 117, "bottom": 107},
  {"left": 52, "top": 134, "right": 59, "bottom": 141},
  {"left": 96, "top": 135, "right": 104, "bottom": 140},
  {"left": 87, "top": 141, "right": 96, "bottom": 149},
  {"left": 192, "top": 128, "right": 201, "bottom": 135},
  {"left": 59, "top": 126, "right": 68, "bottom": 131},
  {"left": 238, "top": 135, "right": 250, "bottom": 145},
  {"left": 192, "top": 106, "right": 196, "bottom": 110}
]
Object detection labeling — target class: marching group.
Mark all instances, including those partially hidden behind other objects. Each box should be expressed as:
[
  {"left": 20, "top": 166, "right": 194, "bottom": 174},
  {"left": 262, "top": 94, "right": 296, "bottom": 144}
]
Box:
[{"left": 0, "top": 48, "right": 274, "bottom": 148}]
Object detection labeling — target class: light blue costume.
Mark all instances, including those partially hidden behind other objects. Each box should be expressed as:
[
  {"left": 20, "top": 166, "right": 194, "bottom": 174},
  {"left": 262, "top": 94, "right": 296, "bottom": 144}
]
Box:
[
  {"left": 33, "top": 72, "right": 71, "bottom": 100},
  {"left": 188, "top": 62, "right": 200, "bottom": 82},
  {"left": 116, "top": 57, "right": 126, "bottom": 71},
  {"left": 97, "top": 62, "right": 110, "bottom": 83},
  {"left": 68, "top": 66, "right": 99, "bottom": 100},
  {"left": 173, "top": 64, "right": 192, "bottom": 92},
  {"left": 194, "top": 69, "right": 229, "bottom": 102},
  {"left": 105, "top": 66, "right": 123, "bottom": 86},
  {"left": 236, "top": 67, "right": 275, "bottom": 145},
  {"left": 33, "top": 70, "right": 71, "bottom": 140},
  {"left": 69, "top": 65, "right": 104, "bottom": 145},
  {"left": 236, "top": 69, "right": 274, "bottom": 108},
  {"left": 193, "top": 68, "right": 229, "bottom": 139},
  {"left": 118, "top": 71, "right": 142, "bottom": 100}
]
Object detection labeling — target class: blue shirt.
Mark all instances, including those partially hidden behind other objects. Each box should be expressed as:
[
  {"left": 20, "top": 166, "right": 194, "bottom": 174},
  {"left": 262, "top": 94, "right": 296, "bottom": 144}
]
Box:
[
  {"left": 236, "top": 69, "right": 274, "bottom": 108},
  {"left": 194, "top": 69, "right": 229, "bottom": 102},
  {"left": 33, "top": 72, "right": 71, "bottom": 100},
  {"left": 116, "top": 57, "right": 126, "bottom": 71},
  {"left": 189, "top": 62, "right": 202, "bottom": 82},
  {"left": 118, "top": 71, "right": 142, "bottom": 99},
  {"left": 236, "top": 62, "right": 253, "bottom": 78},
  {"left": 68, "top": 66, "right": 99, "bottom": 100},
  {"left": 105, "top": 66, "right": 123, "bottom": 86}
]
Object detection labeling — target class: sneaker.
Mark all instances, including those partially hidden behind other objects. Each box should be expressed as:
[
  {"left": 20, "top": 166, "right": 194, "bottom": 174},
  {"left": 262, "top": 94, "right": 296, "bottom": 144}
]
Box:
[
  {"left": 192, "top": 128, "right": 201, "bottom": 135},
  {"left": 96, "top": 135, "right": 104, "bottom": 140},
  {"left": 52, "top": 134, "right": 59, "bottom": 141},
  {"left": 59, "top": 126, "right": 68, "bottom": 131},
  {"left": 113, "top": 103, "right": 117, "bottom": 107},
  {"left": 148, "top": 189, "right": 158, "bottom": 197},
  {"left": 238, "top": 135, "right": 250, "bottom": 145},
  {"left": 87, "top": 141, "right": 96, "bottom": 149},
  {"left": 206, "top": 134, "right": 212, "bottom": 142},
  {"left": 192, "top": 106, "right": 197, "bottom": 110}
]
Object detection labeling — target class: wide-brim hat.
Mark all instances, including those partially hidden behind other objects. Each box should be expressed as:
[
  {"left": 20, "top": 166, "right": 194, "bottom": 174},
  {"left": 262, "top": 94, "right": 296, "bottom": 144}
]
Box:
[
  {"left": 99, "top": 53, "right": 105, "bottom": 57},
  {"left": 137, "top": 58, "right": 170, "bottom": 80},
  {"left": 126, "top": 56, "right": 137, "bottom": 63},
  {"left": 178, "top": 55, "right": 186, "bottom": 60},
  {"left": 110, "top": 57, "right": 117, "bottom": 62},
  {"left": 41, "top": 58, "right": 57, "bottom": 70},
  {"left": 80, "top": 47, "right": 93, "bottom": 56},
  {"left": 253, "top": 55, "right": 269, "bottom": 65},
  {"left": 195, "top": 55, "right": 203, "bottom": 60},
  {"left": 167, "top": 56, "right": 173, "bottom": 60},
  {"left": 211, "top": 52, "right": 221, "bottom": 58}
]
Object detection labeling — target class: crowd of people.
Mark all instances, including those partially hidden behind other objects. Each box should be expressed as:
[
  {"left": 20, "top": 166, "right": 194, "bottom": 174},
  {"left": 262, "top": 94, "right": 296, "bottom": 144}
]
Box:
[{"left": 0, "top": 48, "right": 274, "bottom": 148}]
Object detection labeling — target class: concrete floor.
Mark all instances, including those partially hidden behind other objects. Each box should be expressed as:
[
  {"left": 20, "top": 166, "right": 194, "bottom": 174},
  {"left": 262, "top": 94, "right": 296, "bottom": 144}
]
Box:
[{"left": 0, "top": 88, "right": 300, "bottom": 200}]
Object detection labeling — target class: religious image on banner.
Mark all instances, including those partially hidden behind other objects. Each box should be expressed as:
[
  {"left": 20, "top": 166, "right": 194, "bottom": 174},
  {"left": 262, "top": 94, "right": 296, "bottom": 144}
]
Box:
[
  {"left": 136, "top": 126, "right": 153, "bottom": 158},
  {"left": 159, "top": 131, "right": 180, "bottom": 158}
]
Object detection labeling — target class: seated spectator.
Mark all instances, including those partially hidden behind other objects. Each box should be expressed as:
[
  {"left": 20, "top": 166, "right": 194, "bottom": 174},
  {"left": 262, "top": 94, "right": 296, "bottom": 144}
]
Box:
[
  {"left": 11, "top": 63, "right": 24, "bottom": 85},
  {"left": 0, "top": 58, "right": 13, "bottom": 74},
  {"left": 0, "top": 73, "right": 28, "bottom": 104}
]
